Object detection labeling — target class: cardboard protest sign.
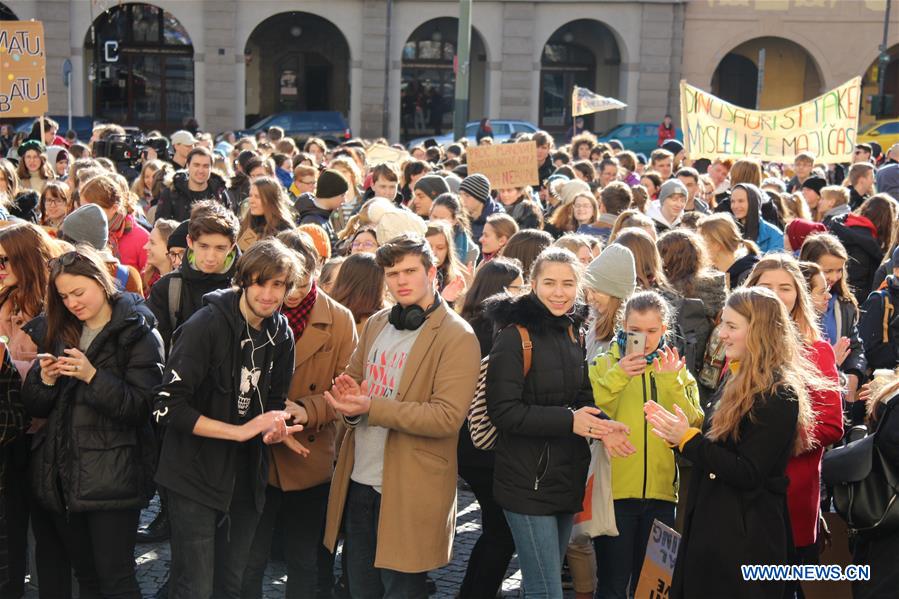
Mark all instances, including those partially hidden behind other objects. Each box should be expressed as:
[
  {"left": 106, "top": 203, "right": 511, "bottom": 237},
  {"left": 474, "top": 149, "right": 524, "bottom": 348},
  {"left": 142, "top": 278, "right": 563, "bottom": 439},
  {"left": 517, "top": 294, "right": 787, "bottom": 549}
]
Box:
[
  {"left": 680, "top": 77, "right": 861, "bottom": 163},
  {"left": 634, "top": 519, "right": 681, "bottom": 599},
  {"left": 366, "top": 144, "right": 408, "bottom": 167},
  {"left": 572, "top": 86, "right": 627, "bottom": 117},
  {"left": 0, "top": 21, "right": 48, "bottom": 117},
  {"left": 467, "top": 141, "right": 538, "bottom": 189}
]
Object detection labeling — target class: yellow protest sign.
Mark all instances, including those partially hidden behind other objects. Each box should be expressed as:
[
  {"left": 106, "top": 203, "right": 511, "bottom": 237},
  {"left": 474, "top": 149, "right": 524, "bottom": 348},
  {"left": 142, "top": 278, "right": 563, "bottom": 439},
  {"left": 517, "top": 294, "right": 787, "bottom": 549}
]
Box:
[
  {"left": 0, "top": 21, "right": 48, "bottom": 117},
  {"left": 467, "top": 141, "right": 538, "bottom": 189},
  {"left": 680, "top": 77, "right": 861, "bottom": 163}
]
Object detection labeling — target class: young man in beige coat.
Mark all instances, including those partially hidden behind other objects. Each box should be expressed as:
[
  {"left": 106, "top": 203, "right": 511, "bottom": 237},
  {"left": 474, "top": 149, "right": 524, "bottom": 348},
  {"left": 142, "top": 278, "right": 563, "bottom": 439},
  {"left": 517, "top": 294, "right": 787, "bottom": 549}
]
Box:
[{"left": 324, "top": 235, "right": 480, "bottom": 597}]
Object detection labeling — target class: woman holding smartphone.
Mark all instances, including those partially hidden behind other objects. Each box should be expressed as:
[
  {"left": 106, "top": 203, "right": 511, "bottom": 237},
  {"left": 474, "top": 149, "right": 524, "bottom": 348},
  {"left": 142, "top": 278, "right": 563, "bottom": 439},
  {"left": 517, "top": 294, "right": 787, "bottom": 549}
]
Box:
[{"left": 23, "top": 246, "right": 164, "bottom": 599}]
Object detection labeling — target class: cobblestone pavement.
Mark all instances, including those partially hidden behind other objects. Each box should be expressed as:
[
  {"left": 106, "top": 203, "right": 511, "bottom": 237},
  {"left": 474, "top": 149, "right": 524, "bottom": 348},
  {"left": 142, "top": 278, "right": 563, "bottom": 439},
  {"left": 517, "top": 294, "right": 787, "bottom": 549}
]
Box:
[{"left": 23, "top": 480, "right": 574, "bottom": 598}]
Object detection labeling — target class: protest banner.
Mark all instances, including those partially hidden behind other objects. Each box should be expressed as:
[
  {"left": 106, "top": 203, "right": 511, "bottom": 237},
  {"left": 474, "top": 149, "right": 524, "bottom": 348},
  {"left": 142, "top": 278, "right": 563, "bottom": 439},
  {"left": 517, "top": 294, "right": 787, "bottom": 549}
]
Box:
[
  {"left": 467, "top": 141, "right": 538, "bottom": 189},
  {"left": 572, "top": 86, "right": 627, "bottom": 117},
  {"left": 634, "top": 519, "right": 681, "bottom": 599},
  {"left": 680, "top": 77, "right": 861, "bottom": 163},
  {"left": 0, "top": 20, "right": 48, "bottom": 117},
  {"left": 365, "top": 144, "right": 408, "bottom": 167}
]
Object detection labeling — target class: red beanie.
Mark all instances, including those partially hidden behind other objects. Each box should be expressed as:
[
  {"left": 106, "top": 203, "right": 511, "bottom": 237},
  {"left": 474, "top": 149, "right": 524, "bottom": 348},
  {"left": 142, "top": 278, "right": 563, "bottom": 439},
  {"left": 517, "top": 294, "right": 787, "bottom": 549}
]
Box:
[{"left": 786, "top": 218, "right": 826, "bottom": 251}]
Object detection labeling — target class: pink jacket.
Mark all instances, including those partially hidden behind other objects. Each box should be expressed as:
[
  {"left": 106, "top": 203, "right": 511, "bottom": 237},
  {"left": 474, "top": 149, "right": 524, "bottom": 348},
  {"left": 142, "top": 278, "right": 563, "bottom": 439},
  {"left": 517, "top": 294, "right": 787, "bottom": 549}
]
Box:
[
  {"left": 112, "top": 214, "right": 149, "bottom": 272},
  {"left": 0, "top": 298, "right": 37, "bottom": 380}
]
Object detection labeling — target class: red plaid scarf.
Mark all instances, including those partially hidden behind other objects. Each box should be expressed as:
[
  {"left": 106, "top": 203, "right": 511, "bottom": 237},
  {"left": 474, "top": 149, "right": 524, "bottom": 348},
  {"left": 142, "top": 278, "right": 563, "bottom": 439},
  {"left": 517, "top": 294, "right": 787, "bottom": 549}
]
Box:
[{"left": 282, "top": 282, "right": 317, "bottom": 339}]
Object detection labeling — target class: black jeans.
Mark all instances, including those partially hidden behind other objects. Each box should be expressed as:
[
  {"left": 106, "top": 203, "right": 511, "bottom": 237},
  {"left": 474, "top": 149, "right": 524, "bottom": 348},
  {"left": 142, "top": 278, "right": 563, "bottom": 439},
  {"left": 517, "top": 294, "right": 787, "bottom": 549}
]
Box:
[
  {"left": 166, "top": 448, "right": 261, "bottom": 599},
  {"left": 1, "top": 436, "right": 30, "bottom": 599},
  {"left": 458, "top": 465, "right": 515, "bottom": 599},
  {"left": 30, "top": 501, "right": 141, "bottom": 599},
  {"left": 242, "top": 483, "right": 330, "bottom": 599},
  {"left": 593, "top": 499, "right": 675, "bottom": 599},
  {"left": 343, "top": 482, "right": 428, "bottom": 599}
]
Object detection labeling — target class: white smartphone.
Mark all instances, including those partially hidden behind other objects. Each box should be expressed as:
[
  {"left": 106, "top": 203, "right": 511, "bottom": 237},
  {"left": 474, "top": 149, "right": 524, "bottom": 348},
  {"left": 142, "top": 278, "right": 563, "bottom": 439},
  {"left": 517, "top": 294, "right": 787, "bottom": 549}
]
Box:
[
  {"left": 36, "top": 353, "right": 58, "bottom": 363},
  {"left": 626, "top": 332, "right": 647, "bottom": 357}
]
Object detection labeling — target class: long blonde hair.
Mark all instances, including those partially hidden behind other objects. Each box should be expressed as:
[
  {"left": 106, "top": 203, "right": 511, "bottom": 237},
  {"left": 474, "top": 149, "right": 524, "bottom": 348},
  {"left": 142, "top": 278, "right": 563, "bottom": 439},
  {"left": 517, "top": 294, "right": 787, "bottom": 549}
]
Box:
[
  {"left": 708, "top": 288, "right": 816, "bottom": 455},
  {"left": 744, "top": 254, "right": 820, "bottom": 344}
]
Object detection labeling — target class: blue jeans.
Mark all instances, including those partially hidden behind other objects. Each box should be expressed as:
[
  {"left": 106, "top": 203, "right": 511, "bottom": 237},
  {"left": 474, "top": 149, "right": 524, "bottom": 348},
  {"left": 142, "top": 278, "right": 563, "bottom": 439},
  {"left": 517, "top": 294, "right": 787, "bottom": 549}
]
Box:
[
  {"left": 343, "top": 482, "right": 428, "bottom": 599},
  {"left": 503, "top": 510, "right": 574, "bottom": 599},
  {"left": 593, "top": 499, "right": 676, "bottom": 599}
]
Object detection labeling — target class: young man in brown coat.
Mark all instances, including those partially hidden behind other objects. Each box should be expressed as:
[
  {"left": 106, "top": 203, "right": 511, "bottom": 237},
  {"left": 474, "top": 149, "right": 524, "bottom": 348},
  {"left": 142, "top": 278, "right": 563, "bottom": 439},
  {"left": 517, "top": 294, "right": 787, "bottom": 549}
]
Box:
[
  {"left": 323, "top": 235, "right": 480, "bottom": 597},
  {"left": 241, "top": 231, "right": 358, "bottom": 598}
]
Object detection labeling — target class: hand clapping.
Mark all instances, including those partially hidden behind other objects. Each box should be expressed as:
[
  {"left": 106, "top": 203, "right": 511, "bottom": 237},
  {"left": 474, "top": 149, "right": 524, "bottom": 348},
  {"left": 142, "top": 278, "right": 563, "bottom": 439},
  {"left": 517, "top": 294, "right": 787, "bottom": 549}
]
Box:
[
  {"left": 324, "top": 374, "right": 372, "bottom": 417},
  {"left": 643, "top": 400, "right": 690, "bottom": 446}
]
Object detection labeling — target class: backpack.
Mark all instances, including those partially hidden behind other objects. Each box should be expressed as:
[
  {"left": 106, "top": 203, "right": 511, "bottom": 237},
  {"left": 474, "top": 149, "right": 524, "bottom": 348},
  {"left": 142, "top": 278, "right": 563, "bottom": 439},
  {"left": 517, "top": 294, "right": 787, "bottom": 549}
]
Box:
[
  {"left": 467, "top": 325, "right": 532, "bottom": 450},
  {"left": 667, "top": 295, "right": 713, "bottom": 380},
  {"left": 113, "top": 263, "right": 130, "bottom": 292},
  {"left": 859, "top": 289, "right": 899, "bottom": 370},
  {"left": 822, "top": 396, "right": 899, "bottom": 533}
]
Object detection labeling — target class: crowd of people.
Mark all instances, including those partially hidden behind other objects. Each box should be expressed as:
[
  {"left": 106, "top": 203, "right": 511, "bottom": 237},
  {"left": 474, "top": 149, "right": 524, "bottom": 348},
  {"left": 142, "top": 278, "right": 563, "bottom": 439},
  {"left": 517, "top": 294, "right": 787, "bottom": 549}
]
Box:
[{"left": 0, "top": 114, "right": 896, "bottom": 599}]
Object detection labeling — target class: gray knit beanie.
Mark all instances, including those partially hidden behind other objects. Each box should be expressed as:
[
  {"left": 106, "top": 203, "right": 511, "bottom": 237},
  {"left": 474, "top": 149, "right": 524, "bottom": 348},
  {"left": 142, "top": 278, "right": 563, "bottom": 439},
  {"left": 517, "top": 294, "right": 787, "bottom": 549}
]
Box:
[
  {"left": 584, "top": 244, "right": 636, "bottom": 299},
  {"left": 61, "top": 204, "right": 109, "bottom": 251},
  {"left": 413, "top": 174, "right": 451, "bottom": 199},
  {"left": 657, "top": 179, "right": 688, "bottom": 205}
]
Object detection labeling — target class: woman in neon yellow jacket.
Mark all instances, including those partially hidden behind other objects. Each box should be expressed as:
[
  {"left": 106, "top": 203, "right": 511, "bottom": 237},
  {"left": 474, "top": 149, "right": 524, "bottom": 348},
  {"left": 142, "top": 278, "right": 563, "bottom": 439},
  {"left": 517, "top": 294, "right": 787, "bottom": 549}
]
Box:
[{"left": 589, "top": 290, "right": 703, "bottom": 599}]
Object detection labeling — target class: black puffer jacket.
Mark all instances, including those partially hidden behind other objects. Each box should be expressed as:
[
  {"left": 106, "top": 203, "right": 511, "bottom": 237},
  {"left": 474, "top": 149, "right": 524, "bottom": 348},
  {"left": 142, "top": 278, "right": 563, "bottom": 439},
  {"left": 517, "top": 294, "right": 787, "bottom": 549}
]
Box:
[
  {"left": 155, "top": 170, "right": 231, "bottom": 222},
  {"left": 22, "top": 293, "right": 165, "bottom": 513},
  {"left": 485, "top": 293, "right": 597, "bottom": 515}
]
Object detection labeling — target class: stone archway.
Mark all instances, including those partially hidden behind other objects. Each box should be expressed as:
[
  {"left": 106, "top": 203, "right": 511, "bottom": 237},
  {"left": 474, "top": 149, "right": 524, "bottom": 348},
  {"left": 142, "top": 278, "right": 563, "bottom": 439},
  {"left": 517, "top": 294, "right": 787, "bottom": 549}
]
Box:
[
  {"left": 244, "top": 12, "right": 351, "bottom": 127},
  {"left": 539, "top": 19, "right": 621, "bottom": 135},
  {"left": 711, "top": 37, "right": 823, "bottom": 109}
]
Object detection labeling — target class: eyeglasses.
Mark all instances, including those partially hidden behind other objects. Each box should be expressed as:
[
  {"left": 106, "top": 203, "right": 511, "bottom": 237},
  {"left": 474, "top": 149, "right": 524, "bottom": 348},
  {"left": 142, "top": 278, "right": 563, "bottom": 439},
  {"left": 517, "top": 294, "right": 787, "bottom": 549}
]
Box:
[
  {"left": 351, "top": 241, "right": 378, "bottom": 250},
  {"left": 167, "top": 249, "right": 185, "bottom": 262},
  {"left": 45, "top": 197, "right": 66, "bottom": 206},
  {"left": 298, "top": 179, "right": 316, "bottom": 185},
  {"left": 505, "top": 283, "right": 531, "bottom": 295}
]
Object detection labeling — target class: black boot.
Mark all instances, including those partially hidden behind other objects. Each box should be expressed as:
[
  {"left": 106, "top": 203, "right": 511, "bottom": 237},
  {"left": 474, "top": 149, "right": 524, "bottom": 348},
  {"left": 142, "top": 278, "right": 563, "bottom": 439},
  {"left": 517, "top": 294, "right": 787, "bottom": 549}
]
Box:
[{"left": 137, "top": 508, "right": 170, "bottom": 543}]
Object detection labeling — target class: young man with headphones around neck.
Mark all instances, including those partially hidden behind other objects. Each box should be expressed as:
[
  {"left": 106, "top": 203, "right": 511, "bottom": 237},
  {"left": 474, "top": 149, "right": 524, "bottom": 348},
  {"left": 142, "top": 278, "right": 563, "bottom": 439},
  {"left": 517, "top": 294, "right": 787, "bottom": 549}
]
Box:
[
  {"left": 152, "top": 239, "right": 310, "bottom": 599},
  {"left": 323, "top": 234, "right": 481, "bottom": 597}
]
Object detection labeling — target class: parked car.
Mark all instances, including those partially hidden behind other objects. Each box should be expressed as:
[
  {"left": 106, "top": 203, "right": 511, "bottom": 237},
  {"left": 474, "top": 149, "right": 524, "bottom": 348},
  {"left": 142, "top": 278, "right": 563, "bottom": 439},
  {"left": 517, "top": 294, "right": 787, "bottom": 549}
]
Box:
[
  {"left": 237, "top": 111, "right": 351, "bottom": 147},
  {"left": 597, "top": 122, "right": 683, "bottom": 156},
  {"left": 857, "top": 119, "right": 899, "bottom": 151},
  {"left": 406, "top": 120, "right": 539, "bottom": 148},
  {"left": 15, "top": 116, "right": 96, "bottom": 144}
]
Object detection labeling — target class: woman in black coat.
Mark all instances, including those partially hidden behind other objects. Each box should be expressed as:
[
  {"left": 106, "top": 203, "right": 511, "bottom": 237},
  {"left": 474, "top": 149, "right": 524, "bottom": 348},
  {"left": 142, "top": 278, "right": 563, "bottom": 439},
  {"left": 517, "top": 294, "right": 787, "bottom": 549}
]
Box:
[
  {"left": 827, "top": 194, "right": 896, "bottom": 303},
  {"left": 646, "top": 287, "right": 827, "bottom": 599},
  {"left": 23, "top": 247, "right": 164, "bottom": 599},
  {"left": 485, "top": 247, "right": 632, "bottom": 598}
]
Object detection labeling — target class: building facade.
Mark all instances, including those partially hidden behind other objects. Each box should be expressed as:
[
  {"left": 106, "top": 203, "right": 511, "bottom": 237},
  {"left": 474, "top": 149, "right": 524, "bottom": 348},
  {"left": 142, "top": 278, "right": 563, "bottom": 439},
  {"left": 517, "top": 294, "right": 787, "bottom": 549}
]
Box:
[{"left": 1, "top": 0, "right": 897, "bottom": 141}]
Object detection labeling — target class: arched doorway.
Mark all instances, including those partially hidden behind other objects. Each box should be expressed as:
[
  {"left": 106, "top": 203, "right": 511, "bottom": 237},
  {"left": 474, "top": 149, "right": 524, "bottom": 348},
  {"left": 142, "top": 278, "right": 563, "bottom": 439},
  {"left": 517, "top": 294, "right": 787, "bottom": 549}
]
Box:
[
  {"left": 0, "top": 2, "right": 17, "bottom": 20},
  {"left": 711, "top": 37, "right": 822, "bottom": 110},
  {"left": 84, "top": 2, "right": 194, "bottom": 132},
  {"left": 244, "top": 13, "right": 351, "bottom": 126},
  {"left": 400, "top": 18, "right": 487, "bottom": 141},
  {"left": 540, "top": 20, "right": 621, "bottom": 136}
]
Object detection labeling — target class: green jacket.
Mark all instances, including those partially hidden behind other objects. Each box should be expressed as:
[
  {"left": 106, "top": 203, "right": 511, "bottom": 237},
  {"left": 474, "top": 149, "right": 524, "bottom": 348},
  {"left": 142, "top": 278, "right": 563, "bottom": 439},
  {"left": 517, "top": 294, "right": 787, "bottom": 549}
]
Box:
[{"left": 589, "top": 343, "right": 703, "bottom": 503}]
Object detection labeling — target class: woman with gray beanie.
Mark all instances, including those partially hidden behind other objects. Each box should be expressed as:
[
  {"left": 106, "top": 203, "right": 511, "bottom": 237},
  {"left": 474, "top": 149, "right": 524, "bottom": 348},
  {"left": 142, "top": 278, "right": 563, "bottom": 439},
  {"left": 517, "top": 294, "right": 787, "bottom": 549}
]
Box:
[{"left": 583, "top": 243, "right": 637, "bottom": 361}]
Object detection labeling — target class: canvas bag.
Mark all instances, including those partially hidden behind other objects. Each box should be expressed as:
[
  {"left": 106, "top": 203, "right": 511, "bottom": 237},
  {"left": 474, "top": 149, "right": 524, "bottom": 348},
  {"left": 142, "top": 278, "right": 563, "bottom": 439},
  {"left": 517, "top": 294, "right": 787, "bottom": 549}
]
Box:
[{"left": 572, "top": 439, "right": 619, "bottom": 540}]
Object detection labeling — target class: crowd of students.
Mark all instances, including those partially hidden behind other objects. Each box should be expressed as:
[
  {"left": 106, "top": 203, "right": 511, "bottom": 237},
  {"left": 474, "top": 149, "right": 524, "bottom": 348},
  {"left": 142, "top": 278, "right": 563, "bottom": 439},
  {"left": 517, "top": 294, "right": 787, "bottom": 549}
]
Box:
[{"left": 0, "top": 117, "right": 896, "bottom": 599}]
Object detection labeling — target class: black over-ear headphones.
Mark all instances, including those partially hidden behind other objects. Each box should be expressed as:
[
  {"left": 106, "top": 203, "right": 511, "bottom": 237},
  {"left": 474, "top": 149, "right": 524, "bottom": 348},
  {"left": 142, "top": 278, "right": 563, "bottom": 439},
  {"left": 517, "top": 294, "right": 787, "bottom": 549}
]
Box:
[{"left": 388, "top": 292, "right": 442, "bottom": 331}]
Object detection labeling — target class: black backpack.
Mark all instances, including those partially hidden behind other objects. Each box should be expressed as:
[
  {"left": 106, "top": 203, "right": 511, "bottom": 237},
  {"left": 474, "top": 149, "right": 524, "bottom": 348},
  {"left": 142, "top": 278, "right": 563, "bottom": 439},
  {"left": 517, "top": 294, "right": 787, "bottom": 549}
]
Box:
[
  {"left": 666, "top": 295, "right": 713, "bottom": 380},
  {"left": 859, "top": 288, "right": 899, "bottom": 370}
]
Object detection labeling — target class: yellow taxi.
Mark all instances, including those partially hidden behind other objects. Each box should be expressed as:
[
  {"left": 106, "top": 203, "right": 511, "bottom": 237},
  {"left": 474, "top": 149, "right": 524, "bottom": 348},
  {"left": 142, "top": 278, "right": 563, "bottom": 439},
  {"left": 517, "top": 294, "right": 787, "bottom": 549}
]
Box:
[{"left": 857, "top": 119, "right": 899, "bottom": 150}]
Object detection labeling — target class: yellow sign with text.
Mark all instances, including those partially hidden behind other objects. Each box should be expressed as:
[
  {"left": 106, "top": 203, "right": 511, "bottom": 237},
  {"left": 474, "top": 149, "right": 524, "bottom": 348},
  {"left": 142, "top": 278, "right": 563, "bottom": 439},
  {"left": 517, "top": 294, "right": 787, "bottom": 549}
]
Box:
[
  {"left": 680, "top": 77, "right": 861, "bottom": 163},
  {"left": 0, "top": 21, "right": 48, "bottom": 117},
  {"left": 467, "top": 141, "right": 539, "bottom": 189}
]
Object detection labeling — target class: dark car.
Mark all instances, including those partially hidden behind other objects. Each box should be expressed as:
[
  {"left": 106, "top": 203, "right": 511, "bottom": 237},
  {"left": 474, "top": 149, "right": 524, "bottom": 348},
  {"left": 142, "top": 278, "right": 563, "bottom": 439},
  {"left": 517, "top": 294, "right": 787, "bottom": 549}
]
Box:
[
  {"left": 15, "top": 116, "right": 96, "bottom": 144},
  {"left": 237, "top": 111, "right": 351, "bottom": 147},
  {"left": 597, "top": 122, "right": 683, "bottom": 156}
]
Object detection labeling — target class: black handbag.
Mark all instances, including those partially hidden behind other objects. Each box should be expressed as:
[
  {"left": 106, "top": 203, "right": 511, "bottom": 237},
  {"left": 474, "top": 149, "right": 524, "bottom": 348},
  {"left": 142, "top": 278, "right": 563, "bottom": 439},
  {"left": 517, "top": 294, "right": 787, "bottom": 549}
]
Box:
[{"left": 822, "top": 397, "right": 899, "bottom": 533}]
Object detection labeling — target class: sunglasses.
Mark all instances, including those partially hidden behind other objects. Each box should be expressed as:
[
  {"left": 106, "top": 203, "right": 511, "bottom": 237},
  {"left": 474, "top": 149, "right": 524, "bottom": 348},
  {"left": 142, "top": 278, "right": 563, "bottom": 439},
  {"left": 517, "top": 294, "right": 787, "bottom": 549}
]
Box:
[
  {"left": 51, "top": 251, "right": 88, "bottom": 269},
  {"left": 0, "top": 255, "right": 8, "bottom": 269}
]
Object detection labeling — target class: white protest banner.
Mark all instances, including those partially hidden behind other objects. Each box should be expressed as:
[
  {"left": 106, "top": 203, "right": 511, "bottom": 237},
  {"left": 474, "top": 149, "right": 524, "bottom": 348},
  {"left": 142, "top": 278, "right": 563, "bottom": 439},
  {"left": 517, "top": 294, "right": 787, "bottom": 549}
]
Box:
[
  {"left": 680, "top": 77, "right": 861, "bottom": 163},
  {"left": 572, "top": 86, "right": 627, "bottom": 117},
  {"left": 467, "top": 141, "right": 538, "bottom": 189},
  {"left": 365, "top": 144, "right": 408, "bottom": 167},
  {"left": 0, "top": 21, "right": 48, "bottom": 117}
]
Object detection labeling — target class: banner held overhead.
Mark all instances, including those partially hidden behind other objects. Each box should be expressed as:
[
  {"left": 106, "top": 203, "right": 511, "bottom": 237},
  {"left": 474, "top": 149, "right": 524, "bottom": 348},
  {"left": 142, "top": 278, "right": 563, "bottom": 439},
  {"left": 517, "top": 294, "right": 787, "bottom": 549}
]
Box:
[{"left": 680, "top": 77, "right": 861, "bottom": 163}]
